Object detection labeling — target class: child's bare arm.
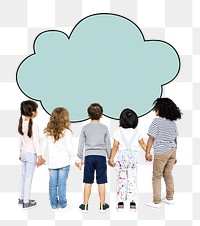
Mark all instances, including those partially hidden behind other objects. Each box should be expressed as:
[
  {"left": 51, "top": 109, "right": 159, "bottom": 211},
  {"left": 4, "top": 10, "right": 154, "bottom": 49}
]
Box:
[
  {"left": 145, "top": 136, "right": 154, "bottom": 162},
  {"left": 138, "top": 138, "right": 146, "bottom": 152},
  {"left": 108, "top": 139, "right": 119, "bottom": 167}
]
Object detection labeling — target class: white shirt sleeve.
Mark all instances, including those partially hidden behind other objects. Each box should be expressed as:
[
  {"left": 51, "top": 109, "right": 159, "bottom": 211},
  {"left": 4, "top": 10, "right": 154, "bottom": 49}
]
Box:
[
  {"left": 65, "top": 129, "right": 81, "bottom": 163},
  {"left": 113, "top": 128, "right": 120, "bottom": 142},
  {"left": 32, "top": 123, "right": 41, "bottom": 156},
  {"left": 137, "top": 127, "right": 143, "bottom": 141}
]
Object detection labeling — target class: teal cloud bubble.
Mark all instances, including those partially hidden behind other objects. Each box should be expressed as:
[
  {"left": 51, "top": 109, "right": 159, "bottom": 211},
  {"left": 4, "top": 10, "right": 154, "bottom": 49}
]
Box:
[{"left": 16, "top": 13, "right": 180, "bottom": 122}]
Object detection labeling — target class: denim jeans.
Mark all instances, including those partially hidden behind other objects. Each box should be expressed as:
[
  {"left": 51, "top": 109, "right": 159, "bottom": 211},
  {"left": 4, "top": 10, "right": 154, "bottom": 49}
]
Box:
[
  {"left": 19, "top": 151, "right": 37, "bottom": 203},
  {"left": 49, "top": 165, "right": 70, "bottom": 209}
]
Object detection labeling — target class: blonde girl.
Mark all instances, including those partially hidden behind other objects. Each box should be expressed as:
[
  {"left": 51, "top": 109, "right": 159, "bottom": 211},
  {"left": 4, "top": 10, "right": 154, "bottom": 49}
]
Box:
[{"left": 41, "top": 107, "right": 74, "bottom": 211}]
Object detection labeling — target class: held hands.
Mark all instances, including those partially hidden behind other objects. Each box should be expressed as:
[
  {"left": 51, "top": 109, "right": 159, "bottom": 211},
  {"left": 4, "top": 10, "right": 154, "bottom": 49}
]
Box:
[
  {"left": 36, "top": 156, "right": 46, "bottom": 168},
  {"left": 108, "top": 158, "right": 116, "bottom": 167},
  {"left": 75, "top": 161, "right": 83, "bottom": 170},
  {"left": 145, "top": 152, "right": 152, "bottom": 162}
]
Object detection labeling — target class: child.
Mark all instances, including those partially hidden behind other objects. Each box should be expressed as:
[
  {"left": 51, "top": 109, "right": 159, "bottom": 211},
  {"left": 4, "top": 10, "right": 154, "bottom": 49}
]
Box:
[
  {"left": 145, "top": 98, "right": 182, "bottom": 209},
  {"left": 18, "top": 100, "right": 44, "bottom": 209},
  {"left": 109, "top": 108, "right": 146, "bottom": 212},
  {"left": 41, "top": 107, "right": 74, "bottom": 211},
  {"left": 76, "top": 103, "right": 111, "bottom": 213}
]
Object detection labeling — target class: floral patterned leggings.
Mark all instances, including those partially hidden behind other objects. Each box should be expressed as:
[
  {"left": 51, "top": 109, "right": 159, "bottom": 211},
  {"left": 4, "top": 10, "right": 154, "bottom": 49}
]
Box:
[{"left": 115, "top": 150, "right": 138, "bottom": 202}]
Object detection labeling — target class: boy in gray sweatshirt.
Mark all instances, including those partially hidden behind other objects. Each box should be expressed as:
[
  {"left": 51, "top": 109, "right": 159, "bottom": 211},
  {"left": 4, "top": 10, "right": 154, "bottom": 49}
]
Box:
[{"left": 76, "top": 103, "right": 111, "bottom": 213}]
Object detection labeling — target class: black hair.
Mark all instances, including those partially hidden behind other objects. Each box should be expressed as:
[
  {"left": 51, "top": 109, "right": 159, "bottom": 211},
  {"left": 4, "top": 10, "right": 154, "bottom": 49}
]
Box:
[
  {"left": 153, "top": 98, "right": 182, "bottom": 121},
  {"left": 18, "top": 100, "right": 38, "bottom": 138},
  {"left": 119, "top": 108, "right": 138, "bottom": 129},
  {"left": 87, "top": 103, "right": 103, "bottom": 120}
]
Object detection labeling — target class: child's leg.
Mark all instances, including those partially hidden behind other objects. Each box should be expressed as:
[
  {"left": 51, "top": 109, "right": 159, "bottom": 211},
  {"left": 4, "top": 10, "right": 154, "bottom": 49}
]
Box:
[
  {"left": 152, "top": 151, "right": 173, "bottom": 204},
  {"left": 19, "top": 157, "right": 26, "bottom": 200},
  {"left": 58, "top": 165, "right": 70, "bottom": 208},
  {"left": 127, "top": 152, "right": 138, "bottom": 202},
  {"left": 163, "top": 149, "right": 176, "bottom": 200},
  {"left": 98, "top": 184, "right": 105, "bottom": 205},
  {"left": 115, "top": 152, "right": 128, "bottom": 202},
  {"left": 49, "top": 169, "right": 59, "bottom": 208},
  {"left": 22, "top": 152, "right": 37, "bottom": 204},
  {"left": 84, "top": 183, "right": 92, "bottom": 204}
]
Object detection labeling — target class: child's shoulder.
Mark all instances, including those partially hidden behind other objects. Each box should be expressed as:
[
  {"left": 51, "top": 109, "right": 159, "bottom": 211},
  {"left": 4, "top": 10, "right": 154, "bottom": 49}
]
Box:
[{"left": 63, "top": 128, "right": 72, "bottom": 136}]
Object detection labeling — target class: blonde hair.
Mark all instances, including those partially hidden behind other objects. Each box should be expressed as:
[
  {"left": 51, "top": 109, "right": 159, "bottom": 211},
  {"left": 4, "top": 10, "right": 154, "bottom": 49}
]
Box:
[{"left": 44, "top": 107, "right": 70, "bottom": 142}]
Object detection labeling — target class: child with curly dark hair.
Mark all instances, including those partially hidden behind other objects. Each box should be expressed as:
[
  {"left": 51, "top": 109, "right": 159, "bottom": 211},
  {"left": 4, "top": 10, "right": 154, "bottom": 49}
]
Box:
[{"left": 146, "top": 98, "right": 182, "bottom": 209}]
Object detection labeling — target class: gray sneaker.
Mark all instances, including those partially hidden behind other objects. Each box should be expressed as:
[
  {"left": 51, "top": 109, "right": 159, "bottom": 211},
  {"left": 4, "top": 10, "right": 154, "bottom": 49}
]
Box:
[
  {"left": 18, "top": 199, "right": 36, "bottom": 206},
  {"left": 22, "top": 201, "right": 37, "bottom": 210}
]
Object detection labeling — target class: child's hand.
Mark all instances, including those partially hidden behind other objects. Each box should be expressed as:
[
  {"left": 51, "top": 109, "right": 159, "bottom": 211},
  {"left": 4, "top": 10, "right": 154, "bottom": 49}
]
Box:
[
  {"left": 36, "top": 156, "right": 46, "bottom": 167},
  {"left": 108, "top": 159, "right": 115, "bottom": 167},
  {"left": 145, "top": 152, "right": 152, "bottom": 162},
  {"left": 75, "top": 161, "right": 83, "bottom": 170}
]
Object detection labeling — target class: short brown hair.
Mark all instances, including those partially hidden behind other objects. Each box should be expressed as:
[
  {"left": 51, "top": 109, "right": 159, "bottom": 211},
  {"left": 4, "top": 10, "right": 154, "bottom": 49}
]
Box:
[{"left": 87, "top": 103, "right": 103, "bottom": 120}]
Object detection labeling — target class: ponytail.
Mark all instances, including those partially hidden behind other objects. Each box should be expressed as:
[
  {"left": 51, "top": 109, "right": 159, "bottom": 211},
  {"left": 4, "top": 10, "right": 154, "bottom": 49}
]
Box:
[
  {"left": 27, "top": 118, "right": 33, "bottom": 138},
  {"left": 18, "top": 115, "right": 24, "bottom": 135}
]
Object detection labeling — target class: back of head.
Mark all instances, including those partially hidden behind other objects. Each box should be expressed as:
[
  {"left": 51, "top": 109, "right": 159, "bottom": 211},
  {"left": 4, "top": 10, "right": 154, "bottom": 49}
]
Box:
[
  {"left": 119, "top": 108, "right": 138, "bottom": 129},
  {"left": 87, "top": 103, "right": 103, "bottom": 120},
  {"left": 20, "top": 100, "right": 38, "bottom": 117},
  {"left": 18, "top": 100, "right": 38, "bottom": 138},
  {"left": 153, "top": 98, "right": 182, "bottom": 121},
  {"left": 45, "top": 107, "right": 70, "bottom": 142}
]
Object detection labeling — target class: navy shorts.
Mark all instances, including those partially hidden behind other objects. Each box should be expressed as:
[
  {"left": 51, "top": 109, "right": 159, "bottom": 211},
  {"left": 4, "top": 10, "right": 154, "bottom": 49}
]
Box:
[{"left": 83, "top": 155, "right": 107, "bottom": 184}]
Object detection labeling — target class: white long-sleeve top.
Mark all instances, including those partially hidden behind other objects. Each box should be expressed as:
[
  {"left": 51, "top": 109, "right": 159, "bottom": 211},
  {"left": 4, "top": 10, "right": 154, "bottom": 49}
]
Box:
[
  {"left": 41, "top": 129, "right": 74, "bottom": 169},
  {"left": 19, "top": 120, "right": 41, "bottom": 156}
]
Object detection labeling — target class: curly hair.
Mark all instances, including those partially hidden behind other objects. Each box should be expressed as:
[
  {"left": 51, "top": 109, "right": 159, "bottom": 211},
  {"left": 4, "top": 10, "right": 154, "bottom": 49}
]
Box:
[
  {"left": 153, "top": 98, "right": 182, "bottom": 121},
  {"left": 44, "top": 107, "right": 70, "bottom": 142}
]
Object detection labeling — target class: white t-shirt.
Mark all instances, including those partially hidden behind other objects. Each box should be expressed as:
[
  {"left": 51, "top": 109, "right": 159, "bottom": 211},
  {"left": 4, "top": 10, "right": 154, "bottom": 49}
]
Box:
[
  {"left": 41, "top": 129, "right": 75, "bottom": 169},
  {"left": 113, "top": 127, "right": 143, "bottom": 151}
]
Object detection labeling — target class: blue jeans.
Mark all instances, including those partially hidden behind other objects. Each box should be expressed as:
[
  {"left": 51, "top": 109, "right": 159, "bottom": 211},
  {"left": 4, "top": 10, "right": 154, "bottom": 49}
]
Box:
[
  {"left": 49, "top": 165, "right": 70, "bottom": 209},
  {"left": 19, "top": 151, "right": 37, "bottom": 203}
]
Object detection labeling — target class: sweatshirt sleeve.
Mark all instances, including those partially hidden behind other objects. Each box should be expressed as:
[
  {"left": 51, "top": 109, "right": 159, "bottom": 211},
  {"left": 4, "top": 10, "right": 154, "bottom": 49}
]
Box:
[
  {"left": 77, "top": 127, "right": 85, "bottom": 160},
  {"left": 32, "top": 123, "right": 41, "bottom": 156},
  {"left": 105, "top": 127, "right": 111, "bottom": 158}
]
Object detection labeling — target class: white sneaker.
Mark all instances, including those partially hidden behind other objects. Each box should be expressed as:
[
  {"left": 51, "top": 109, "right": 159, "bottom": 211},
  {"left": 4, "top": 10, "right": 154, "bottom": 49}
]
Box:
[
  {"left": 59, "top": 204, "right": 73, "bottom": 212},
  {"left": 52, "top": 208, "right": 58, "bottom": 212},
  {"left": 162, "top": 198, "right": 175, "bottom": 205},
  {"left": 146, "top": 202, "right": 161, "bottom": 209}
]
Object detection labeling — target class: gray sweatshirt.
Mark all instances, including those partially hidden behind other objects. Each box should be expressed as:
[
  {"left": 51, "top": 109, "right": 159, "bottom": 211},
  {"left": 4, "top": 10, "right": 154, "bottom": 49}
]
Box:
[{"left": 77, "top": 122, "right": 111, "bottom": 160}]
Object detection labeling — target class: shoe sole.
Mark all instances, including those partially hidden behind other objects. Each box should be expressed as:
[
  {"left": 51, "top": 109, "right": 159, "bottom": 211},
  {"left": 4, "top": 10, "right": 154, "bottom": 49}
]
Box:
[
  {"left": 130, "top": 208, "right": 137, "bottom": 213},
  {"left": 80, "top": 210, "right": 88, "bottom": 213},
  {"left": 116, "top": 207, "right": 124, "bottom": 212},
  {"left": 146, "top": 204, "right": 161, "bottom": 209},
  {"left": 59, "top": 206, "right": 73, "bottom": 212},
  {"left": 162, "top": 200, "right": 174, "bottom": 205},
  {"left": 22, "top": 204, "right": 37, "bottom": 210}
]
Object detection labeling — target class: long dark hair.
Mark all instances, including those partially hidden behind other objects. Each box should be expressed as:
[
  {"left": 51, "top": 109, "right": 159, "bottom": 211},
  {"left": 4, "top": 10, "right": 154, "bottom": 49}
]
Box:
[
  {"left": 18, "top": 100, "right": 38, "bottom": 138},
  {"left": 119, "top": 108, "right": 138, "bottom": 129},
  {"left": 153, "top": 98, "right": 182, "bottom": 121}
]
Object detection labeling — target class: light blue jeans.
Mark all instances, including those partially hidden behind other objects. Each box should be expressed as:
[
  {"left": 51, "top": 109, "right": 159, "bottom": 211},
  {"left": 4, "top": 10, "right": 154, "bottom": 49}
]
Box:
[
  {"left": 49, "top": 165, "right": 70, "bottom": 209},
  {"left": 19, "top": 151, "right": 37, "bottom": 203}
]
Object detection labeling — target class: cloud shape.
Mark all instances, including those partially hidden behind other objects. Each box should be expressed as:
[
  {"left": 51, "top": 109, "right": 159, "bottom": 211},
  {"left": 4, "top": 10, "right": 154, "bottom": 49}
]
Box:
[{"left": 16, "top": 13, "right": 180, "bottom": 122}]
